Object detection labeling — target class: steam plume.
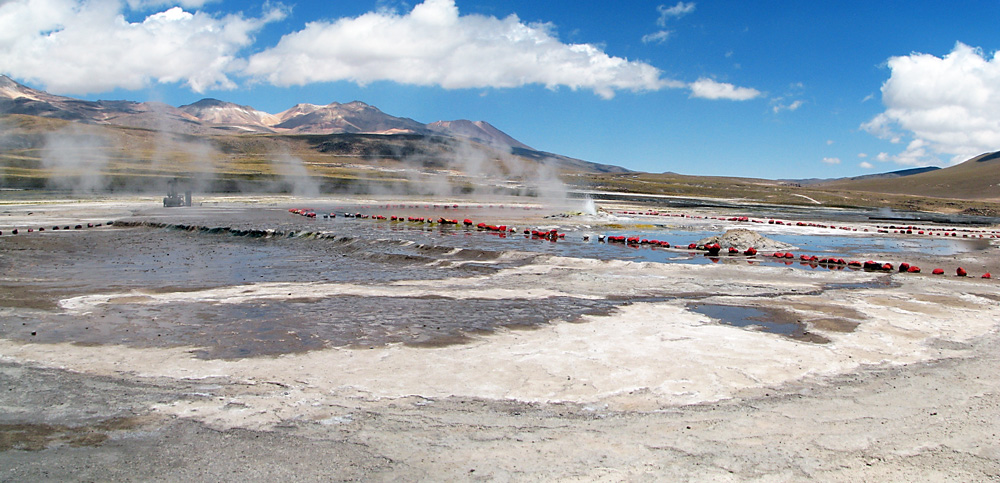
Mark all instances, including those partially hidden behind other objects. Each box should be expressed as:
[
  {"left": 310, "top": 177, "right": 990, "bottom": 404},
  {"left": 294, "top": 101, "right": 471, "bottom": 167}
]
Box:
[
  {"left": 41, "top": 125, "right": 113, "bottom": 193},
  {"left": 271, "top": 151, "right": 320, "bottom": 196}
]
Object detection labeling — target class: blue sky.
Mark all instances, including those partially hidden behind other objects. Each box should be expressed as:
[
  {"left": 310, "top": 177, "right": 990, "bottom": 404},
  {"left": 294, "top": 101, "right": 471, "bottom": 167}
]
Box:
[{"left": 2, "top": 0, "right": 999, "bottom": 179}]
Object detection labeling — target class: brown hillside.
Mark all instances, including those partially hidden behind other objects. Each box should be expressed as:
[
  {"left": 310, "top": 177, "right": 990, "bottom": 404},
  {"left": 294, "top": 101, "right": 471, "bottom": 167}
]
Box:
[
  {"left": 818, "top": 151, "right": 1000, "bottom": 201},
  {"left": 0, "top": 113, "right": 621, "bottom": 193}
]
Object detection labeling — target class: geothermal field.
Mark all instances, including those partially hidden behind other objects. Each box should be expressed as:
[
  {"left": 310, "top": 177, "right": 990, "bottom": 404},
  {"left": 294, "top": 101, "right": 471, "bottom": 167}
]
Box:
[{"left": 2, "top": 194, "right": 1000, "bottom": 480}]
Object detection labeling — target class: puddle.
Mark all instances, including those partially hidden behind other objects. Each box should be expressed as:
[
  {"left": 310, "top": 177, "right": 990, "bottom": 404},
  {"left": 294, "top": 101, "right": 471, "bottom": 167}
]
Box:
[
  {"left": 0, "top": 417, "right": 146, "bottom": 451},
  {"left": 7, "top": 295, "right": 623, "bottom": 359},
  {"left": 823, "top": 275, "right": 898, "bottom": 291},
  {"left": 686, "top": 303, "right": 829, "bottom": 343},
  {"left": 133, "top": 205, "right": 992, "bottom": 267}
]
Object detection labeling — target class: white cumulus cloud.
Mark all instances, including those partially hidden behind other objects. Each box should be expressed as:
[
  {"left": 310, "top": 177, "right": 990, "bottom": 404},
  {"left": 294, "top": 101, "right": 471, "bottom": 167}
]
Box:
[
  {"left": 859, "top": 161, "right": 874, "bottom": 169},
  {"left": 245, "top": 0, "right": 688, "bottom": 99},
  {"left": 689, "top": 78, "right": 762, "bottom": 100},
  {"left": 821, "top": 157, "right": 841, "bottom": 165},
  {"left": 0, "top": 0, "right": 285, "bottom": 94},
  {"left": 0, "top": 0, "right": 761, "bottom": 102},
  {"left": 863, "top": 42, "right": 1000, "bottom": 166}
]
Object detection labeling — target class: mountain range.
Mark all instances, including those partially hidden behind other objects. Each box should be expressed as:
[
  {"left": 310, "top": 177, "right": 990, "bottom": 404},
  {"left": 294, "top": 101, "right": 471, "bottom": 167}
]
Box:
[
  {"left": 0, "top": 75, "right": 539, "bottom": 153},
  {"left": 2, "top": 74, "right": 999, "bottom": 203}
]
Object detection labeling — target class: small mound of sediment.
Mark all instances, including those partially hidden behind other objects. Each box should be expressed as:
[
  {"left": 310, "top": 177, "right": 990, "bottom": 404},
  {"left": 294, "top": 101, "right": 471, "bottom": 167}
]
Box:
[{"left": 696, "top": 228, "right": 794, "bottom": 252}]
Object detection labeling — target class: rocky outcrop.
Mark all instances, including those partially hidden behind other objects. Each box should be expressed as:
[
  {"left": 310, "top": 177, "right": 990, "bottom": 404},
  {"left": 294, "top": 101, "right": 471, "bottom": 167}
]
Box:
[{"left": 696, "top": 228, "right": 794, "bottom": 252}]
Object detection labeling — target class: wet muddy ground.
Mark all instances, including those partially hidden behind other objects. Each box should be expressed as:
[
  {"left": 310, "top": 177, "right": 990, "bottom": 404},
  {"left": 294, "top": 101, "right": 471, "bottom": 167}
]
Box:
[
  {"left": 2, "top": 201, "right": 998, "bottom": 360},
  {"left": 1, "top": 201, "right": 997, "bottom": 355},
  {"left": 0, "top": 216, "right": 625, "bottom": 357},
  {"left": 4, "top": 202, "right": 945, "bottom": 359},
  {"left": 2, "top": 196, "right": 999, "bottom": 480}
]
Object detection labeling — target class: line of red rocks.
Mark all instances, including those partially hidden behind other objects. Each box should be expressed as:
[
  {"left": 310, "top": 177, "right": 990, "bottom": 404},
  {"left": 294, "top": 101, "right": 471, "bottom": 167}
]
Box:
[
  {"left": 0, "top": 222, "right": 111, "bottom": 236},
  {"left": 615, "top": 209, "right": 1000, "bottom": 239},
  {"left": 301, "top": 209, "right": 993, "bottom": 280}
]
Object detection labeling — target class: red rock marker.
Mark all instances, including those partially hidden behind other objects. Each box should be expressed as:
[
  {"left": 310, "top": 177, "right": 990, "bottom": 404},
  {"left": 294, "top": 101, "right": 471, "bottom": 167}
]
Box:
[
  {"left": 932, "top": 268, "right": 945, "bottom": 275},
  {"left": 705, "top": 243, "right": 722, "bottom": 256},
  {"left": 956, "top": 267, "right": 968, "bottom": 277},
  {"left": 983, "top": 272, "right": 992, "bottom": 279}
]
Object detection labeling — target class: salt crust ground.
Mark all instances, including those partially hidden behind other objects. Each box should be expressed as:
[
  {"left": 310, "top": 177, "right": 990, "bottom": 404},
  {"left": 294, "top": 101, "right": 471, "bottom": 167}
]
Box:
[{"left": 2, "top": 196, "right": 999, "bottom": 481}]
